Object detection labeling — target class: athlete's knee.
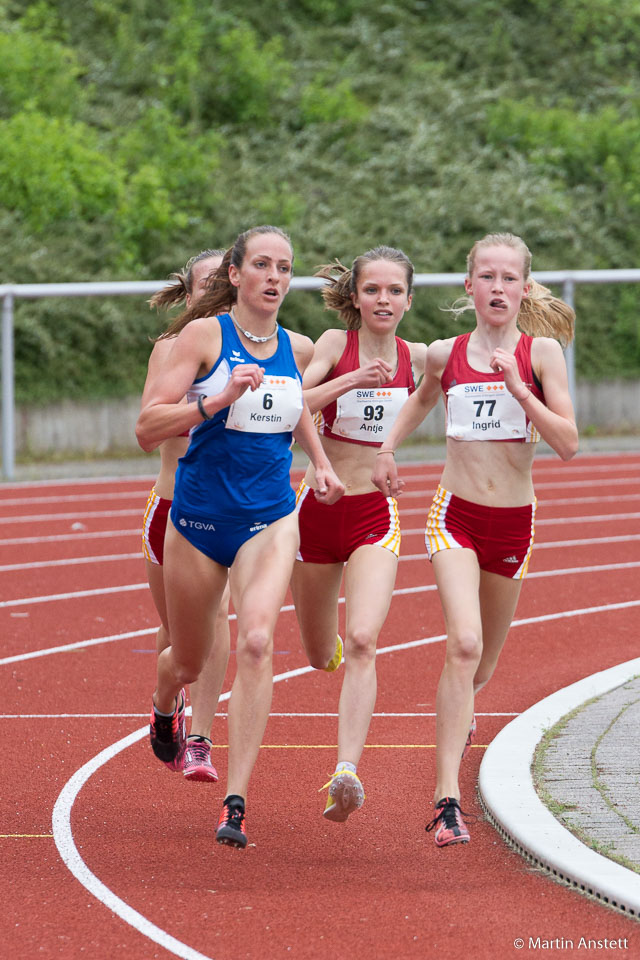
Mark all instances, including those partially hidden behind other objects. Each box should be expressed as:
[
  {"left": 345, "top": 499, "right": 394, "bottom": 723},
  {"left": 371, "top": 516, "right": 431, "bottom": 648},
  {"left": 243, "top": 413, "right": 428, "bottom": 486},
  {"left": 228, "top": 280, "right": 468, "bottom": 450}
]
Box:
[
  {"left": 346, "top": 625, "right": 377, "bottom": 662},
  {"left": 171, "top": 659, "right": 201, "bottom": 687},
  {"left": 169, "top": 643, "right": 210, "bottom": 686},
  {"left": 446, "top": 629, "right": 482, "bottom": 670},
  {"left": 237, "top": 627, "right": 273, "bottom": 666}
]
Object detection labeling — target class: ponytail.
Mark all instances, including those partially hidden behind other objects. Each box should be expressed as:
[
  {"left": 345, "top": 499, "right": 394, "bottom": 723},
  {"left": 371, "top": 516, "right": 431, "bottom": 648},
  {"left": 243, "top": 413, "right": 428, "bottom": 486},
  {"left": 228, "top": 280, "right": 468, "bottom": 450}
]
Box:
[
  {"left": 148, "top": 272, "right": 189, "bottom": 311},
  {"left": 315, "top": 260, "right": 361, "bottom": 330},
  {"left": 517, "top": 278, "right": 575, "bottom": 348},
  {"left": 316, "top": 245, "right": 414, "bottom": 332}
]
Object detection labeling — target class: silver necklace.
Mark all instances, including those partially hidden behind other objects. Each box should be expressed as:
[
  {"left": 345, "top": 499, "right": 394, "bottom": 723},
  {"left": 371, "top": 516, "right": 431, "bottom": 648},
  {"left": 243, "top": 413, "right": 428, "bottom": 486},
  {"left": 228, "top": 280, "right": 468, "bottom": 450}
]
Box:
[{"left": 230, "top": 308, "right": 278, "bottom": 343}]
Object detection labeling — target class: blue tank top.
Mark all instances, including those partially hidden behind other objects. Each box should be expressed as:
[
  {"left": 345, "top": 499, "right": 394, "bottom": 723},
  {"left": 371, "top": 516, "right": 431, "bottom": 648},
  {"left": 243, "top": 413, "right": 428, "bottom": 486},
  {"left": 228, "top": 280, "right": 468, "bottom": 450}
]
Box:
[{"left": 173, "top": 313, "right": 303, "bottom": 522}]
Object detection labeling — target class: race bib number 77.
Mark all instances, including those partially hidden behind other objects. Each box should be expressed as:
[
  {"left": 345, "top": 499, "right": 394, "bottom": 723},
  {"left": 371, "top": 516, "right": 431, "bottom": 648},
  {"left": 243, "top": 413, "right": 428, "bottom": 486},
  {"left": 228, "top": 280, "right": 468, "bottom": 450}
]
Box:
[{"left": 446, "top": 381, "right": 534, "bottom": 441}]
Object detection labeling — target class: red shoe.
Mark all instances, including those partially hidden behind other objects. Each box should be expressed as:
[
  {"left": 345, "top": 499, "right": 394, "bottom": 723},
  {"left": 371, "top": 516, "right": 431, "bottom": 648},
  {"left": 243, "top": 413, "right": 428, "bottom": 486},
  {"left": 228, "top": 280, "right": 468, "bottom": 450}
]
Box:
[
  {"left": 183, "top": 737, "right": 218, "bottom": 782},
  {"left": 149, "top": 688, "right": 186, "bottom": 771},
  {"left": 462, "top": 714, "right": 477, "bottom": 760},
  {"left": 426, "top": 797, "right": 470, "bottom": 846},
  {"left": 216, "top": 803, "right": 247, "bottom": 849}
]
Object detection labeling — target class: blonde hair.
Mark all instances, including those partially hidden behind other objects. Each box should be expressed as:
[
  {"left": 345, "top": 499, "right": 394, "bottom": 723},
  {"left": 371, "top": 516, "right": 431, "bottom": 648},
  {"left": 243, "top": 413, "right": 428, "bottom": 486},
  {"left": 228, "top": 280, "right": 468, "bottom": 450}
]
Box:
[
  {"left": 158, "top": 225, "right": 292, "bottom": 340},
  {"left": 449, "top": 232, "right": 575, "bottom": 347},
  {"left": 149, "top": 249, "right": 225, "bottom": 311},
  {"left": 315, "top": 246, "right": 414, "bottom": 331}
]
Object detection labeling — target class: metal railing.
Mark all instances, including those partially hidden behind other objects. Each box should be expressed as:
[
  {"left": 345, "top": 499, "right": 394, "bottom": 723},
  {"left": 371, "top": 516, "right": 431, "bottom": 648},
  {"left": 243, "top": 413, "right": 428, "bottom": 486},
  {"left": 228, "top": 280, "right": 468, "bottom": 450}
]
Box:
[{"left": 3, "top": 269, "right": 640, "bottom": 480}]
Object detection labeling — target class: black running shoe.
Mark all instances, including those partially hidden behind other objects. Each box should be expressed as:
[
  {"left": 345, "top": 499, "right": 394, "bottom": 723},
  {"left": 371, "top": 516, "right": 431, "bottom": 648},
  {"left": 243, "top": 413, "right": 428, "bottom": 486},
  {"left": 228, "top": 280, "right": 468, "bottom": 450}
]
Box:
[
  {"left": 149, "top": 688, "right": 186, "bottom": 770},
  {"left": 216, "top": 803, "right": 247, "bottom": 849}
]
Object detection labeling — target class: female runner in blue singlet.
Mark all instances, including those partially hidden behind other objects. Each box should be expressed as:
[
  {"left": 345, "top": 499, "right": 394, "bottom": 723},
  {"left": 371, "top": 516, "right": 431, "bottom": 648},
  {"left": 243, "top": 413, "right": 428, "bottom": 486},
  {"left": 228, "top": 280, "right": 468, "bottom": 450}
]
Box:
[{"left": 136, "top": 226, "right": 344, "bottom": 849}]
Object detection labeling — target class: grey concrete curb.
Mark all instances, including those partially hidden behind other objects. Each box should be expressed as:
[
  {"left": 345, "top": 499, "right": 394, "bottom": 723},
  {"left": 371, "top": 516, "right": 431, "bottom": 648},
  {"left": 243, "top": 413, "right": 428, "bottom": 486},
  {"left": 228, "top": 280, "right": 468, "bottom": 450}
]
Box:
[{"left": 479, "top": 658, "right": 640, "bottom": 919}]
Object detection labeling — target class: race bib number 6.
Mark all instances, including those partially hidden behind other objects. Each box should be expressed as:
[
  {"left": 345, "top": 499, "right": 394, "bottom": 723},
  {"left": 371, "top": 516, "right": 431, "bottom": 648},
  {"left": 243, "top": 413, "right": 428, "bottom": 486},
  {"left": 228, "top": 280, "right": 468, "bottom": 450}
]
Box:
[{"left": 226, "top": 375, "right": 303, "bottom": 434}]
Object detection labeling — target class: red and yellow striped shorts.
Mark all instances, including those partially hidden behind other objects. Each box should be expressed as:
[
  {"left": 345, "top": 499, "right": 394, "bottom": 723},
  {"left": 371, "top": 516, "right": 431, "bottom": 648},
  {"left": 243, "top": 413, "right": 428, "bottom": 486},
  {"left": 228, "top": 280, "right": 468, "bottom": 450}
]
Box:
[
  {"left": 296, "top": 481, "right": 401, "bottom": 563},
  {"left": 425, "top": 485, "right": 536, "bottom": 580}
]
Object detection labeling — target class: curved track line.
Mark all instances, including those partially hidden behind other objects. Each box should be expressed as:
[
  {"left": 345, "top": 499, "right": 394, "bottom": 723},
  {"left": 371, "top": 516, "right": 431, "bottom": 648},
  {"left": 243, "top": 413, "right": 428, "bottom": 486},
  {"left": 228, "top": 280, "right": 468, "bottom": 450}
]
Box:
[
  {"left": 52, "top": 599, "right": 640, "bottom": 958},
  {"left": 52, "top": 726, "right": 215, "bottom": 960},
  {"left": 479, "top": 657, "right": 640, "bottom": 918}
]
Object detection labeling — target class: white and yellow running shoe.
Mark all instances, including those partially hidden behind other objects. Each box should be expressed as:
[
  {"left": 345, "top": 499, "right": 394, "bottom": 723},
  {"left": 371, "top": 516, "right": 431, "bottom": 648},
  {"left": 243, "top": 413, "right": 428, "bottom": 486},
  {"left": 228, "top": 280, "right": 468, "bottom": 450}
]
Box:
[{"left": 321, "top": 768, "right": 365, "bottom": 822}]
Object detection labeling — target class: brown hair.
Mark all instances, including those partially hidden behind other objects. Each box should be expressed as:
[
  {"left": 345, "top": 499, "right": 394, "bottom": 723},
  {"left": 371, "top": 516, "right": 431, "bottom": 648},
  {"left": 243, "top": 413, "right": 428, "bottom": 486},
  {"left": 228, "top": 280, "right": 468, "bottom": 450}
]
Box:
[
  {"left": 158, "top": 225, "right": 293, "bottom": 340},
  {"left": 149, "top": 249, "right": 226, "bottom": 311},
  {"left": 450, "top": 232, "right": 575, "bottom": 347},
  {"left": 315, "top": 245, "right": 414, "bottom": 331}
]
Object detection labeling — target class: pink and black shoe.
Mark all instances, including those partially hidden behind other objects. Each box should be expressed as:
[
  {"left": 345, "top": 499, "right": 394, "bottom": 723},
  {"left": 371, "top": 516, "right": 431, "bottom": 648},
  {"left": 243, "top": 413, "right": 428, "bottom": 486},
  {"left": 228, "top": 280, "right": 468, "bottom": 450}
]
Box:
[
  {"left": 149, "top": 688, "right": 187, "bottom": 771},
  {"left": 426, "top": 797, "right": 471, "bottom": 847},
  {"left": 183, "top": 736, "right": 218, "bottom": 782}
]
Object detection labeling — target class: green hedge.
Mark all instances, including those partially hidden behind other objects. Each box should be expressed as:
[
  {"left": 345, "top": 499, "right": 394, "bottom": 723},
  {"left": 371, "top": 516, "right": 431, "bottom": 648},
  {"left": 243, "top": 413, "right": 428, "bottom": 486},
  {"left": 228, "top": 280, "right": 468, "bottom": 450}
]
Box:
[{"left": 2, "top": 0, "right": 640, "bottom": 402}]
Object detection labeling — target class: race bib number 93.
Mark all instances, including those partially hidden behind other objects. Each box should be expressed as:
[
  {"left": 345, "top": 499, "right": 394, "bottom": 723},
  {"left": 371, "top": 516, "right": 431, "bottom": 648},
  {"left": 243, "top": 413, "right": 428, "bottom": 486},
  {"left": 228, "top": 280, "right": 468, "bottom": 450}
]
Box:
[{"left": 334, "top": 387, "right": 409, "bottom": 442}]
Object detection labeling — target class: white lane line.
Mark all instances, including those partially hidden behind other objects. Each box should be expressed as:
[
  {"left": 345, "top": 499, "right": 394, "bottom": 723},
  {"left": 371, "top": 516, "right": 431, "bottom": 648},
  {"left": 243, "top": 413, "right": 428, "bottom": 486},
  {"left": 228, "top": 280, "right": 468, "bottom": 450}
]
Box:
[
  {"left": 522, "top": 534, "right": 640, "bottom": 550},
  {"left": 0, "top": 475, "right": 157, "bottom": 490},
  {"left": 5, "top": 477, "right": 639, "bottom": 523},
  {"left": 398, "top": 537, "right": 640, "bottom": 562},
  {"left": 1, "top": 509, "right": 142, "bottom": 525},
  {"left": 2, "top": 536, "right": 640, "bottom": 606},
  {"left": 535, "top": 461, "right": 640, "bottom": 475},
  {"left": 1, "top": 711, "right": 520, "bottom": 720},
  {"left": 3, "top": 457, "right": 638, "bottom": 507},
  {"left": 479, "top": 657, "right": 640, "bottom": 917},
  {"left": 4, "top": 462, "right": 636, "bottom": 507},
  {"left": 0, "top": 491, "right": 147, "bottom": 508},
  {"left": 3, "top": 488, "right": 640, "bottom": 537},
  {"left": 0, "top": 583, "right": 148, "bottom": 609},
  {"left": 7, "top": 509, "right": 640, "bottom": 572},
  {"left": 5, "top": 516, "right": 639, "bottom": 572},
  {"left": 398, "top": 494, "right": 640, "bottom": 518},
  {"left": 0, "top": 529, "right": 140, "bottom": 547},
  {"left": 5, "top": 498, "right": 637, "bottom": 544},
  {"left": 4, "top": 584, "right": 639, "bottom": 666},
  {"left": 0, "top": 501, "right": 635, "bottom": 547},
  {"left": 0, "top": 553, "right": 142, "bottom": 573},
  {"left": 52, "top": 728, "right": 216, "bottom": 960},
  {"left": 2, "top": 452, "right": 637, "bottom": 494},
  {"left": 52, "top": 596, "right": 640, "bottom": 960},
  {"left": 0, "top": 627, "right": 157, "bottom": 664},
  {"left": 394, "top": 477, "right": 640, "bottom": 500},
  {"left": 402, "top": 514, "right": 640, "bottom": 536},
  {"left": 525, "top": 512, "right": 640, "bottom": 526}
]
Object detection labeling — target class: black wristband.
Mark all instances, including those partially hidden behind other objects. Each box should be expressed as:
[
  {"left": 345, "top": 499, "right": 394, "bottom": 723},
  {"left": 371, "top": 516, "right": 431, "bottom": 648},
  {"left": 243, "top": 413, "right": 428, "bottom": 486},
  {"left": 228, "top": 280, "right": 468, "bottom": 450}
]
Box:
[{"left": 197, "top": 394, "right": 212, "bottom": 420}]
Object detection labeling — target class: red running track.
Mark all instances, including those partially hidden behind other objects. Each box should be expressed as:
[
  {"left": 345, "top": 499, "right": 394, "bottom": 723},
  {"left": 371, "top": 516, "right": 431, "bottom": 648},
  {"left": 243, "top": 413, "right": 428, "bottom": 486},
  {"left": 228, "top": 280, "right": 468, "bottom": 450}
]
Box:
[{"left": 2, "top": 451, "right": 640, "bottom": 959}]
